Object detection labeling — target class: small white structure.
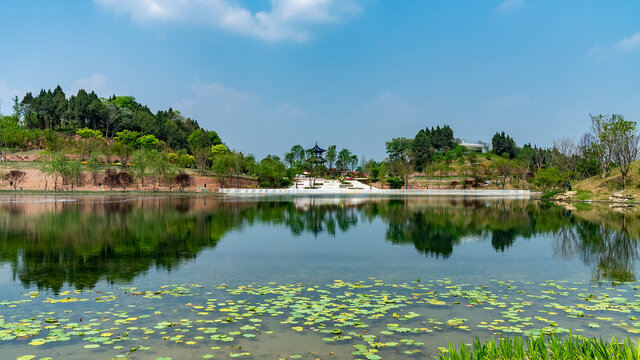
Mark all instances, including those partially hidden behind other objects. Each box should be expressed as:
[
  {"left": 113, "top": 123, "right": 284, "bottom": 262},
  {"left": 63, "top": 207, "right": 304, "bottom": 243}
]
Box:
[{"left": 458, "top": 141, "right": 489, "bottom": 153}]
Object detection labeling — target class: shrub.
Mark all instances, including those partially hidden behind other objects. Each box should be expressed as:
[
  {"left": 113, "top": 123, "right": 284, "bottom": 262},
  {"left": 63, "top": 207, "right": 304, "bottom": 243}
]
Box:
[
  {"left": 260, "top": 182, "right": 272, "bottom": 188},
  {"left": 103, "top": 169, "right": 120, "bottom": 189},
  {"left": 175, "top": 172, "right": 193, "bottom": 190},
  {"left": 104, "top": 169, "right": 132, "bottom": 190},
  {"left": 280, "top": 178, "right": 293, "bottom": 188},
  {"left": 5, "top": 170, "right": 26, "bottom": 190},
  {"left": 387, "top": 177, "right": 404, "bottom": 189},
  {"left": 117, "top": 171, "right": 132, "bottom": 190},
  {"left": 533, "top": 167, "right": 567, "bottom": 190}
]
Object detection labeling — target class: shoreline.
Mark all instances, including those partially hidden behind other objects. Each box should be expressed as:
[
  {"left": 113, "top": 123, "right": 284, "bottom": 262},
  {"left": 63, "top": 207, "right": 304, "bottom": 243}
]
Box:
[{"left": 220, "top": 188, "right": 533, "bottom": 197}]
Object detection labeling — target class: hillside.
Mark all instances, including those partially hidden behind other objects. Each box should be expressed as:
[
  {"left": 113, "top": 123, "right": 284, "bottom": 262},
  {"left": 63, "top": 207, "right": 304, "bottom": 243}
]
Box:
[{"left": 572, "top": 159, "right": 640, "bottom": 201}]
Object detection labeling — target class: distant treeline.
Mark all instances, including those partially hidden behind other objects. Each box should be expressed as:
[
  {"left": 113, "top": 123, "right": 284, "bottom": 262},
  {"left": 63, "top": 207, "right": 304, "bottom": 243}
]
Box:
[{"left": 18, "top": 86, "right": 203, "bottom": 151}]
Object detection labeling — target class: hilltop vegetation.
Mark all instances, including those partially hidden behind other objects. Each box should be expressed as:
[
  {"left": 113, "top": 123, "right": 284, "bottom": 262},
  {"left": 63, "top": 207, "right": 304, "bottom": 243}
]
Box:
[{"left": 1, "top": 86, "right": 639, "bottom": 193}]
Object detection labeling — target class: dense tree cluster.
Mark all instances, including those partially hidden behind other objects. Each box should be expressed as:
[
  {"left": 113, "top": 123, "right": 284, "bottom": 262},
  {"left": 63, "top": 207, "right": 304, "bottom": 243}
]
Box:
[
  {"left": 491, "top": 132, "right": 518, "bottom": 159},
  {"left": 412, "top": 125, "right": 456, "bottom": 171},
  {"left": 19, "top": 87, "right": 202, "bottom": 151}
]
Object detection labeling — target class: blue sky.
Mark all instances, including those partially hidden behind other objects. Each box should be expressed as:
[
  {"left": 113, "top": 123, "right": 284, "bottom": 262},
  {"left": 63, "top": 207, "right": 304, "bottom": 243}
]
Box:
[{"left": 1, "top": 0, "right": 639, "bottom": 159}]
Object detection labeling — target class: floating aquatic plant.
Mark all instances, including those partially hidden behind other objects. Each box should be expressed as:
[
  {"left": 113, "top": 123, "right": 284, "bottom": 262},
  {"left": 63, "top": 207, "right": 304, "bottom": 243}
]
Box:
[{"left": 2, "top": 278, "right": 640, "bottom": 358}]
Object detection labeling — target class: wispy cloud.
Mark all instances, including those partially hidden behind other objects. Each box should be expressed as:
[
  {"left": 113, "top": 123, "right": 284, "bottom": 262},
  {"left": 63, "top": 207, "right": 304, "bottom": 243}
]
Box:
[
  {"left": 590, "top": 32, "right": 640, "bottom": 59},
  {"left": 70, "top": 73, "right": 107, "bottom": 95},
  {"left": 94, "top": 0, "right": 362, "bottom": 42},
  {"left": 497, "top": 0, "right": 524, "bottom": 12},
  {"left": 615, "top": 32, "right": 640, "bottom": 52},
  {"left": 175, "top": 81, "right": 308, "bottom": 154}
]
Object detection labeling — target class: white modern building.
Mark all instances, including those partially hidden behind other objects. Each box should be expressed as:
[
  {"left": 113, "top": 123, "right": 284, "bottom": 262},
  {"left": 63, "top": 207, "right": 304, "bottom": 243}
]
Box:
[{"left": 457, "top": 140, "right": 489, "bottom": 153}]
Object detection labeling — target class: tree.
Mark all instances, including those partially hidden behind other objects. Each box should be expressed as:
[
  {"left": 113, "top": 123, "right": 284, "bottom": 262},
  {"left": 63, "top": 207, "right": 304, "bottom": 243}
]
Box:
[
  {"left": 492, "top": 132, "right": 518, "bottom": 158},
  {"left": 136, "top": 134, "right": 159, "bottom": 150},
  {"left": 412, "top": 129, "right": 433, "bottom": 172},
  {"left": 4, "top": 170, "right": 26, "bottom": 190},
  {"left": 103, "top": 102, "right": 133, "bottom": 138},
  {"left": 210, "top": 145, "right": 231, "bottom": 187},
  {"left": 386, "top": 137, "right": 413, "bottom": 189},
  {"left": 87, "top": 154, "right": 101, "bottom": 185},
  {"left": 211, "top": 144, "right": 229, "bottom": 157},
  {"left": 601, "top": 115, "right": 639, "bottom": 188},
  {"left": 255, "top": 155, "right": 288, "bottom": 188},
  {"left": 491, "top": 158, "right": 513, "bottom": 189},
  {"left": 12, "top": 96, "right": 21, "bottom": 120},
  {"left": 76, "top": 127, "right": 104, "bottom": 160},
  {"left": 63, "top": 160, "right": 83, "bottom": 190},
  {"left": 326, "top": 145, "right": 337, "bottom": 169},
  {"left": 147, "top": 151, "right": 173, "bottom": 188},
  {"left": 49, "top": 152, "right": 67, "bottom": 191},
  {"left": 175, "top": 172, "right": 193, "bottom": 191},
  {"left": 187, "top": 129, "right": 221, "bottom": 151},
  {"left": 349, "top": 154, "right": 359, "bottom": 173},
  {"left": 284, "top": 144, "right": 307, "bottom": 170},
  {"left": 336, "top": 148, "right": 353, "bottom": 171},
  {"left": 551, "top": 138, "right": 577, "bottom": 172},
  {"left": 576, "top": 133, "right": 601, "bottom": 179},
  {"left": 193, "top": 147, "right": 211, "bottom": 174},
  {"left": 364, "top": 159, "right": 381, "bottom": 182},
  {"left": 115, "top": 129, "right": 140, "bottom": 145},
  {"left": 590, "top": 114, "right": 611, "bottom": 178},
  {"left": 131, "top": 150, "right": 151, "bottom": 187}
]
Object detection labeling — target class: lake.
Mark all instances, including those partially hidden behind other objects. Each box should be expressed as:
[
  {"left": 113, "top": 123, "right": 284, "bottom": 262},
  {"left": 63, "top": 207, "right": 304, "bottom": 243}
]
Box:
[{"left": 0, "top": 194, "right": 638, "bottom": 359}]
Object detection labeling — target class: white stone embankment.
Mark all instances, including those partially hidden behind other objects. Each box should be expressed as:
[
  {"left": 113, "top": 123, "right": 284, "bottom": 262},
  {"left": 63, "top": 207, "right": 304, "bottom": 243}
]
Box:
[
  {"left": 219, "top": 179, "right": 530, "bottom": 198},
  {"left": 219, "top": 188, "right": 530, "bottom": 198}
]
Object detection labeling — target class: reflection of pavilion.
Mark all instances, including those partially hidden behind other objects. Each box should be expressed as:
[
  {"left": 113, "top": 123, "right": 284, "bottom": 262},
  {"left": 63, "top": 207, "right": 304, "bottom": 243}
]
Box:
[{"left": 293, "top": 197, "right": 371, "bottom": 210}]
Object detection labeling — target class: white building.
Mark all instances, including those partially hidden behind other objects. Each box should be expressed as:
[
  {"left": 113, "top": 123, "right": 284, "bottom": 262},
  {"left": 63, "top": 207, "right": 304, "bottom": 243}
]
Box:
[{"left": 457, "top": 141, "right": 489, "bottom": 153}]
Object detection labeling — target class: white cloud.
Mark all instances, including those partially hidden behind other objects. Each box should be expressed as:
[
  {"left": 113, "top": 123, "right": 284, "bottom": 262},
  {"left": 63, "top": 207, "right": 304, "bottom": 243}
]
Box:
[
  {"left": 94, "top": 0, "right": 362, "bottom": 42},
  {"left": 70, "top": 73, "right": 107, "bottom": 95},
  {"left": 615, "top": 32, "right": 640, "bottom": 52},
  {"left": 497, "top": 0, "right": 524, "bottom": 12}
]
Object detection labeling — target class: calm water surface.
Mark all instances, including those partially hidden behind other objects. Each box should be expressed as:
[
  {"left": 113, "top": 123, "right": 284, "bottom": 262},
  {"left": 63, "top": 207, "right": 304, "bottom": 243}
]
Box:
[{"left": 0, "top": 195, "right": 638, "bottom": 359}]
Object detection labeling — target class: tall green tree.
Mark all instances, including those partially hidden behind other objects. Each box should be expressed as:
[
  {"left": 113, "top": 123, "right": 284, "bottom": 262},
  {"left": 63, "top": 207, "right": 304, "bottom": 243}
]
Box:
[
  {"left": 326, "top": 145, "right": 337, "bottom": 169},
  {"left": 386, "top": 137, "right": 413, "bottom": 188},
  {"left": 492, "top": 132, "right": 518, "bottom": 158},
  {"left": 412, "top": 129, "right": 433, "bottom": 172},
  {"left": 600, "top": 114, "right": 639, "bottom": 188},
  {"left": 336, "top": 148, "right": 354, "bottom": 171}
]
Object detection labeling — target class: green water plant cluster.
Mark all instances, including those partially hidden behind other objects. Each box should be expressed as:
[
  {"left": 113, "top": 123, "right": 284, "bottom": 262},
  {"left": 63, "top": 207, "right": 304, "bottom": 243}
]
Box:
[{"left": 440, "top": 334, "right": 639, "bottom": 360}]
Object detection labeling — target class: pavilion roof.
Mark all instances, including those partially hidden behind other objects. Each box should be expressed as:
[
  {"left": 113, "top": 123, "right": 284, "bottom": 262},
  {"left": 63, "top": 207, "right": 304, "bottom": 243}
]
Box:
[{"left": 310, "top": 142, "right": 325, "bottom": 153}]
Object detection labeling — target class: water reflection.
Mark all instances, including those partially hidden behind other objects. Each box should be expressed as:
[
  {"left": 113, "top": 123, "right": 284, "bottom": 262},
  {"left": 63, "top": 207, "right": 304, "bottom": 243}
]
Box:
[{"left": 0, "top": 195, "right": 637, "bottom": 291}]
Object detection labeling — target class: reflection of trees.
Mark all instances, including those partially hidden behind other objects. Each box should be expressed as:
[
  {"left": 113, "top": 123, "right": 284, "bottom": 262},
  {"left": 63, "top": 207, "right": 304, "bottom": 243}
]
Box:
[
  {"left": 0, "top": 198, "right": 230, "bottom": 292},
  {"left": 377, "top": 200, "right": 639, "bottom": 284},
  {"left": 554, "top": 219, "right": 638, "bottom": 283},
  {"left": 0, "top": 198, "right": 361, "bottom": 292},
  {"left": 0, "top": 196, "right": 637, "bottom": 290},
  {"left": 381, "top": 199, "right": 548, "bottom": 258}
]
